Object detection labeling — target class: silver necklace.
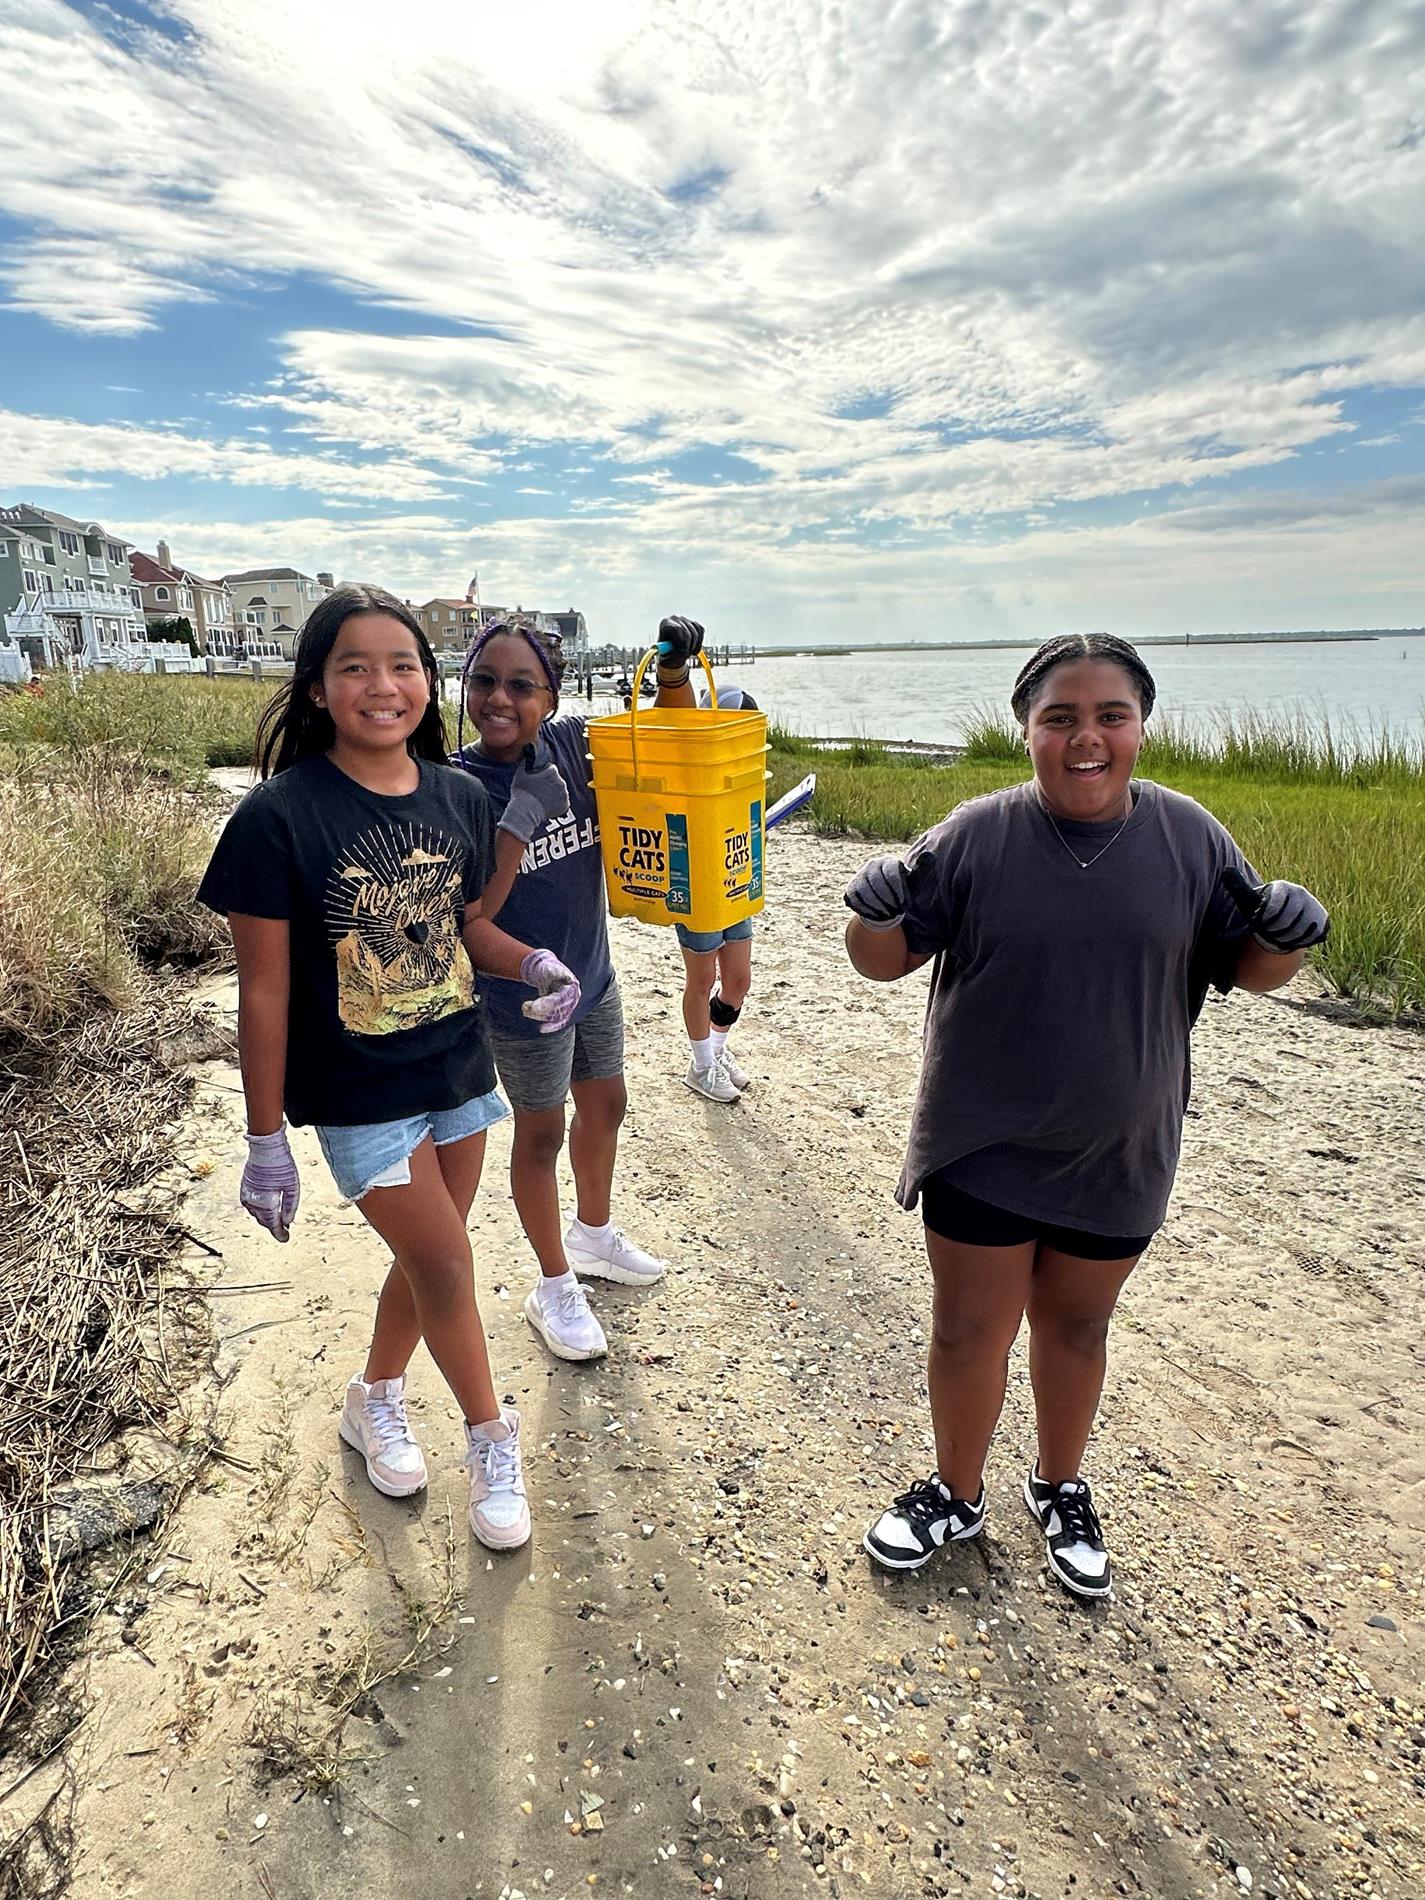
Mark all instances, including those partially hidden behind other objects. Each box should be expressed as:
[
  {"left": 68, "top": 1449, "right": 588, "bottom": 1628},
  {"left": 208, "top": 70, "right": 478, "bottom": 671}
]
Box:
[{"left": 1042, "top": 795, "right": 1133, "bottom": 871}]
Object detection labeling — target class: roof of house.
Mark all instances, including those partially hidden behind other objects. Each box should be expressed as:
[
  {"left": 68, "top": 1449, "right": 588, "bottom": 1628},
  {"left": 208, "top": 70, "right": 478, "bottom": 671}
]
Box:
[
  {"left": 0, "top": 502, "right": 131, "bottom": 544},
  {"left": 221, "top": 566, "right": 313, "bottom": 584},
  {"left": 130, "top": 550, "right": 180, "bottom": 585}
]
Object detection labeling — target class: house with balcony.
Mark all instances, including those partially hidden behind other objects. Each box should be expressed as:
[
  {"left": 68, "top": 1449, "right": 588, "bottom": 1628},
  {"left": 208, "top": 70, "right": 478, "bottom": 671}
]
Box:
[
  {"left": 131, "top": 542, "right": 234, "bottom": 654},
  {"left": 222, "top": 566, "right": 333, "bottom": 659},
  {"left": 0, "top": 503, "right": 198, "bottom": 675}
]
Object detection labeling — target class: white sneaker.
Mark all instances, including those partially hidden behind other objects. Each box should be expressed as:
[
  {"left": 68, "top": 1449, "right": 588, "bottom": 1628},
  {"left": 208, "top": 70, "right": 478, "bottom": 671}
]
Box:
[
  {"left": 464, "top": 1409, "right": 531, "bottom": 1550},
  {"left": 524, "top": 1275, "right": 608, "bottom": 1361},
  {"left": 338, "top": 1374, "right": 428, "bottom": 1497},
  {"left": 719, "top": 1049, "right": 750, "bottom": 1092},
  {"left": 683, "top": 1058, "right": 739, "bottom": 1103},
  {"left": 564, "top": 1220, "right": 667, "bottom": 1286}
]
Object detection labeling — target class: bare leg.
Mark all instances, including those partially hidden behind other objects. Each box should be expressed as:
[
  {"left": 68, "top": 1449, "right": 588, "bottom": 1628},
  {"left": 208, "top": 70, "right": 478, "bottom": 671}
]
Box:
[
  {"left": 680, "top": 946, "right": 719, "bottom": 1043},
  {"left": 364, "top": 1131, "right": 487, "bottom": 1383},
  {"left": 714, "top": 936, "right": 752, "bottom": 1011},
  {"left": 355, "top": 1137, "right": 500, "bottom": 1425},
  {"left": 567, "top": 1073, "right": 627, "bottom": 1228},
  {"left": 925, "top": 1226, "right": 1035, "bottom": 1500},
  {"left": 1026, "top": 1245, "right": 1143, "bottom": 1483},
  {"left": 509, "top": 1103, "right": 572, "bottom": 1278}
]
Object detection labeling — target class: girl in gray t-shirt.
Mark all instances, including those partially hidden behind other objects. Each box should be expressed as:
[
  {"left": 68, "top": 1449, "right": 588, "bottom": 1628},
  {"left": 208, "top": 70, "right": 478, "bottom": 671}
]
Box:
[{"left": 843, "top": 634, "right": 1329, "bottom": 1599}]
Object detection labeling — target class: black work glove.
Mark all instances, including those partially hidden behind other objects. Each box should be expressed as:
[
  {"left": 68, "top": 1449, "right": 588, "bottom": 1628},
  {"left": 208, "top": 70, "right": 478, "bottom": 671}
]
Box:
[
  {"left": 1222, "top": 866, "right": 1330, "bottom": 953},
  {"left": 656, "top": 615, "right": 705, "bottom": 685},
  {"left": 498, "top": 744, "right": 571, "bottom": 845},
  {"left": 844, "top": 855, "right": 910, "bottom": 931}
]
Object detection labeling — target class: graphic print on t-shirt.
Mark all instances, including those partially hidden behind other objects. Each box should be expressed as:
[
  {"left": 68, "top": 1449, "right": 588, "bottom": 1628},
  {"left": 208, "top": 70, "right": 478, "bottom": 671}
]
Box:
[{"left": 325, "top": 823, "right": 474, "bottom": 1037}]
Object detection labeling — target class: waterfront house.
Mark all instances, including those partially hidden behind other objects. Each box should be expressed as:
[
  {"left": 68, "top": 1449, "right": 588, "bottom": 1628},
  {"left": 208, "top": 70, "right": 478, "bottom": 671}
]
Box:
[
  {"left": 131, "top": 543, "right": 235, "bottom": 654},
  {"left": 0, "top": 503, "right": 158, "bottom": 674},
  {"left": 221, "top": 566, "right": 334, "bottom": 659}
]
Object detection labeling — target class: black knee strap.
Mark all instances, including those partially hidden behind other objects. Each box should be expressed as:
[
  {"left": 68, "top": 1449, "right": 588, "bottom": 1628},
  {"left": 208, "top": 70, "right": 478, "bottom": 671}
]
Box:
[{"left": 709, "top": 992, "right": 741, "bottom": 1029}]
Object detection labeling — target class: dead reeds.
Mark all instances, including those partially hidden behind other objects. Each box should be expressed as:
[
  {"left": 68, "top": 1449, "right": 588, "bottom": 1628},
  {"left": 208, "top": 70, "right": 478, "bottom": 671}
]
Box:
[{"left": 0, "top": 997, "right": 216, "bottom": 1748}]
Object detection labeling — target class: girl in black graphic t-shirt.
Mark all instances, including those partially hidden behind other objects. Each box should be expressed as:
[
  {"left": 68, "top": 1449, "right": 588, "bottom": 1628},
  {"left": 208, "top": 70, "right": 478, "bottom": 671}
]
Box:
[{"left": 199, "top": 585, "right": 581, "bottom": 1554}]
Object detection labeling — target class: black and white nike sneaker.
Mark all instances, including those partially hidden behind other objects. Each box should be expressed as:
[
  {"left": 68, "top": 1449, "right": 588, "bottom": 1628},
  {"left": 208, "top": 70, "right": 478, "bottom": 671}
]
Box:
[
  {"left": 1023, "top": 1465, "right": 1112, "bottom": 1598},
  {"left": 863, "top": 1474, "right": 986, "bottom": 1571}
]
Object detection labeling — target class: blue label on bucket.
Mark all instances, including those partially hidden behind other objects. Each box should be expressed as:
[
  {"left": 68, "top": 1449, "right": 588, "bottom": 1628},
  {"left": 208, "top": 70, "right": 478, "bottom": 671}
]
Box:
[
  {"left": 749, "top": 799, "right": 763, "bottom": 901},
  {"left": 666, "top": 812, "right": 691, "bottom": 913}
]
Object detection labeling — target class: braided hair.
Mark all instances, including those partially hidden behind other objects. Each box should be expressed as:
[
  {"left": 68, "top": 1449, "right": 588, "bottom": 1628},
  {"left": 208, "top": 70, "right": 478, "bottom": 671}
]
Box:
[{"left": 1010, "top": 634, "right": 1157, "bottom": 728}]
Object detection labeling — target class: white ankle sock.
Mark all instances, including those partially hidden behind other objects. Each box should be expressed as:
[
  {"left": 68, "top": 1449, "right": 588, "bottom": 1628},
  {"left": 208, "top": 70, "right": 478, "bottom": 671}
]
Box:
[
  {"left": 539, "top": 1268, "right": 576, "bottom": 1307},
  {"left": 709, "top": 1027, "right": 730, "bottom": 1059},
  {"left": 572, "top": 1215, "right": 612, "bottom": 1241},
  {"left": 689, "top": 1035, "right": 714, "bottom": 1069}
]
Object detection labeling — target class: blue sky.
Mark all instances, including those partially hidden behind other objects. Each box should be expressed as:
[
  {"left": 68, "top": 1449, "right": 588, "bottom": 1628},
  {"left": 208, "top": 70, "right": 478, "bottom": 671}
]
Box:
[{"left": 1, "top": 0, "right": 1423, "bottom": 643}]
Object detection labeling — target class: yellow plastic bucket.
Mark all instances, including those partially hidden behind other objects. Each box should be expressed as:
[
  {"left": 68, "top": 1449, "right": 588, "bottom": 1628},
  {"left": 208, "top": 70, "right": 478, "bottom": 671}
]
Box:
[{"left": 588, "top": 648, "right": 770, "bottom": 931}]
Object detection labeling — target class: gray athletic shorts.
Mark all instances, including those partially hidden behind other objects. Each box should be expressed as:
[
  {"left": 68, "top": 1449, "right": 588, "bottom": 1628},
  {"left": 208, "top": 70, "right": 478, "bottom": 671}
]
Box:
[{"left": 487, "top": 978, "right": 625, "bottom": 1113}]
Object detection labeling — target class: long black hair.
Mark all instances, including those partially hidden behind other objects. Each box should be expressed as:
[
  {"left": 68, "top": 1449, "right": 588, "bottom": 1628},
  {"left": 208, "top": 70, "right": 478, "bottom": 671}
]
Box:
[
  {"left": 1010, "top": 633, "right": 1157, "bottom": 728},
  {"left": 454, "top": 618, "right": 568, "bottom": 761},
  {"left": 255, "top": 583, "right": 447, "bottom": 777}
]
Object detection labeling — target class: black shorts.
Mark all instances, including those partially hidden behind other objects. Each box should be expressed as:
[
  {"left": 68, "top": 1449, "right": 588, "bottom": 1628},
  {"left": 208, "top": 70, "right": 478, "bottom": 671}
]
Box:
[{"left": 920, "top": 1175, "right": 1153, "bottom": 1261}]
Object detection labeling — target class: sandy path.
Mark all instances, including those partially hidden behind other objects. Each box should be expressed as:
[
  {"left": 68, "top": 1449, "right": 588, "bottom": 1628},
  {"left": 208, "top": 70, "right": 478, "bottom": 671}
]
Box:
[{"left": 15, "top": 826, "right": 1423, "bottom": 1900}]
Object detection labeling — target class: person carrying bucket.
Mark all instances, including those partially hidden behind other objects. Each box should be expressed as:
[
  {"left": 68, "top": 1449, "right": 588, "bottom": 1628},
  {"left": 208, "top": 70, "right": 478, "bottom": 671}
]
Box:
[
  {"left": 677, "top": 681, "right": 760, "bottom": 1104},
  {"left": 453, "top": 614, "right": 703, "bottom": 1362},
  {"left": 845, "top": 634, "right": 1329, "bottom": 1598}
]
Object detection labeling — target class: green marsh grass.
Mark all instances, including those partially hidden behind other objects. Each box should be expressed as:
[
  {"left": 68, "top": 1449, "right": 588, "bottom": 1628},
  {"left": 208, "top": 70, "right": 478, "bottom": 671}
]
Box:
[
  {"left": 0, "top": 670, "right": 271, "bottom": 774},
  {"left": 769, "top": 715, "right": 1425, "bottom": 1018}
]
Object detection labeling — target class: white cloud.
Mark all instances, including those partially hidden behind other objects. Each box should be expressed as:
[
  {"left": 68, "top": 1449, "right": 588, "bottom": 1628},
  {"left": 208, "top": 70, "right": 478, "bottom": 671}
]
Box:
[
  {"left": 0, "top": 408, "right": 458, "bottom": 502},
  {"left": 0, "top": 0, "right": 1423, "bottom": 638}
]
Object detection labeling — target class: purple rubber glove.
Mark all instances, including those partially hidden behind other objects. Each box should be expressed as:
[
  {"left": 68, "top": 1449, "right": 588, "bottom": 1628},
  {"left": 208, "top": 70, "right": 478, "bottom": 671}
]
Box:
[
  {"left": 499, "top": 744, "right": 571, "bottom": 845},
  {"left": 241, "top": 1124, "right": 301, "bottom": 1242},
  {"left": 519, "top": 949, "right": 582, "bottom": 1034}
]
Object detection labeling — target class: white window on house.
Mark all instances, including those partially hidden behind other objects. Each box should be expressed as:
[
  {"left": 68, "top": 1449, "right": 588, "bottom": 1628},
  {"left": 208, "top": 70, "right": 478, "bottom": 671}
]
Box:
[
  {"left": 0, "top": 540, "right": 10, "bottom": 558},
  {"left": 178, "top": 589, "right": 193, "bottom": 609},
  {"left": 58, "top": 531, "right": 79, "bottom": 556},
  {"left": 22, "top": 568, "right": 38, "bottom": 595},
  {"left": 131, "top": 589, "right": 142, "bottom": 609},
  {"left": 106, "top": 543, "right": 122, "bottom": 564},
  {"left": 155, "top": 586, "right": 170, "bottom": 601}
]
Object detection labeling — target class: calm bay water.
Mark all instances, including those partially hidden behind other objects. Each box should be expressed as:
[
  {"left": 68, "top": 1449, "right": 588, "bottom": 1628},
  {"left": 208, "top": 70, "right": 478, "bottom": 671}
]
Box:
[{"left": 716, "top": 639, "right": 1425, "bottom": 748}]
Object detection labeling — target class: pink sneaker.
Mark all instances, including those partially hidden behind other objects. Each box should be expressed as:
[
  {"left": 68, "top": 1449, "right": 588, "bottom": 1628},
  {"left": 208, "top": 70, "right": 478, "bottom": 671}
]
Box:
[
  {"left": 338, "top": 1374, "right": 428, "bottom": 1498},
  {"left": 464, "top": 1409, "right": 531, "bottom": 1550}
]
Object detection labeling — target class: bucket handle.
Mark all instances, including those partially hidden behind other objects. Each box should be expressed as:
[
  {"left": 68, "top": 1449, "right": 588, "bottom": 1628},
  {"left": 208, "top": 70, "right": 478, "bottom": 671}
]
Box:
[{"left": 627, "top": 644, "right": 718, "bottom": 790}]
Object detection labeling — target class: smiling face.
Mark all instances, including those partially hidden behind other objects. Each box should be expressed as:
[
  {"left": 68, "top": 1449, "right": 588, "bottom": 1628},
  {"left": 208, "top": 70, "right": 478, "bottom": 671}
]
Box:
[
  {"left": 312, "top": 612, "right": 432, "bottom": 756},
  {"left": 465, "top": 632, "right": 554, "bottom": 762},
  {"left": 1023, "top": 656, "right": 1145, "bottom": 821}
]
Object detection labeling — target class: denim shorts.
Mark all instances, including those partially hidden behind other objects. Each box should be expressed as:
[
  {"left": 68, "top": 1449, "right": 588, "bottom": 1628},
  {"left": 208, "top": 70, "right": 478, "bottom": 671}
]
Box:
[
  {"left": 674, "top": 915, "right": 755, "bottom": 955},
  {"left": 488, "top": 979, "right": 624, "bottom": 1113},
  {"left": 315, "top": 1091, "right": 509, "bottom": 1203}
]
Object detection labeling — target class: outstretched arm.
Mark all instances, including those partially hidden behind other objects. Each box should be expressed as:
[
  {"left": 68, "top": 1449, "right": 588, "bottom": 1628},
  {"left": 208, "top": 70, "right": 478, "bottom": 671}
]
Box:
[
  {"left": 462, "top": 906, "right": 582, "bottom": 1034},
  {"left": 653, "top": 614, "right": 702, "bottom": 708}
]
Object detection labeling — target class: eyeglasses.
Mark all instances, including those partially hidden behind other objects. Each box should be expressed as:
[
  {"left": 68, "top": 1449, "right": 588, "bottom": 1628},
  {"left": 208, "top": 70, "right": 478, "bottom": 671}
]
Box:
[{"left": 465, "top": 668, "right": 550, "bottom": 701}]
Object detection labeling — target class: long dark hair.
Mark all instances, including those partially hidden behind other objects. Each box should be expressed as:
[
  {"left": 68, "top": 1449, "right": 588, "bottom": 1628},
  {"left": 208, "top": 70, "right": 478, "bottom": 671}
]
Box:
[
  {"left": 255, "top": 584, "right": 447, "bottom": 777},
  {"left": 454, "top": 618, "right": 568, "bottom": 761},
  {"left": 1010, "top": 633, "right": 1157, "bottom": 727}
]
